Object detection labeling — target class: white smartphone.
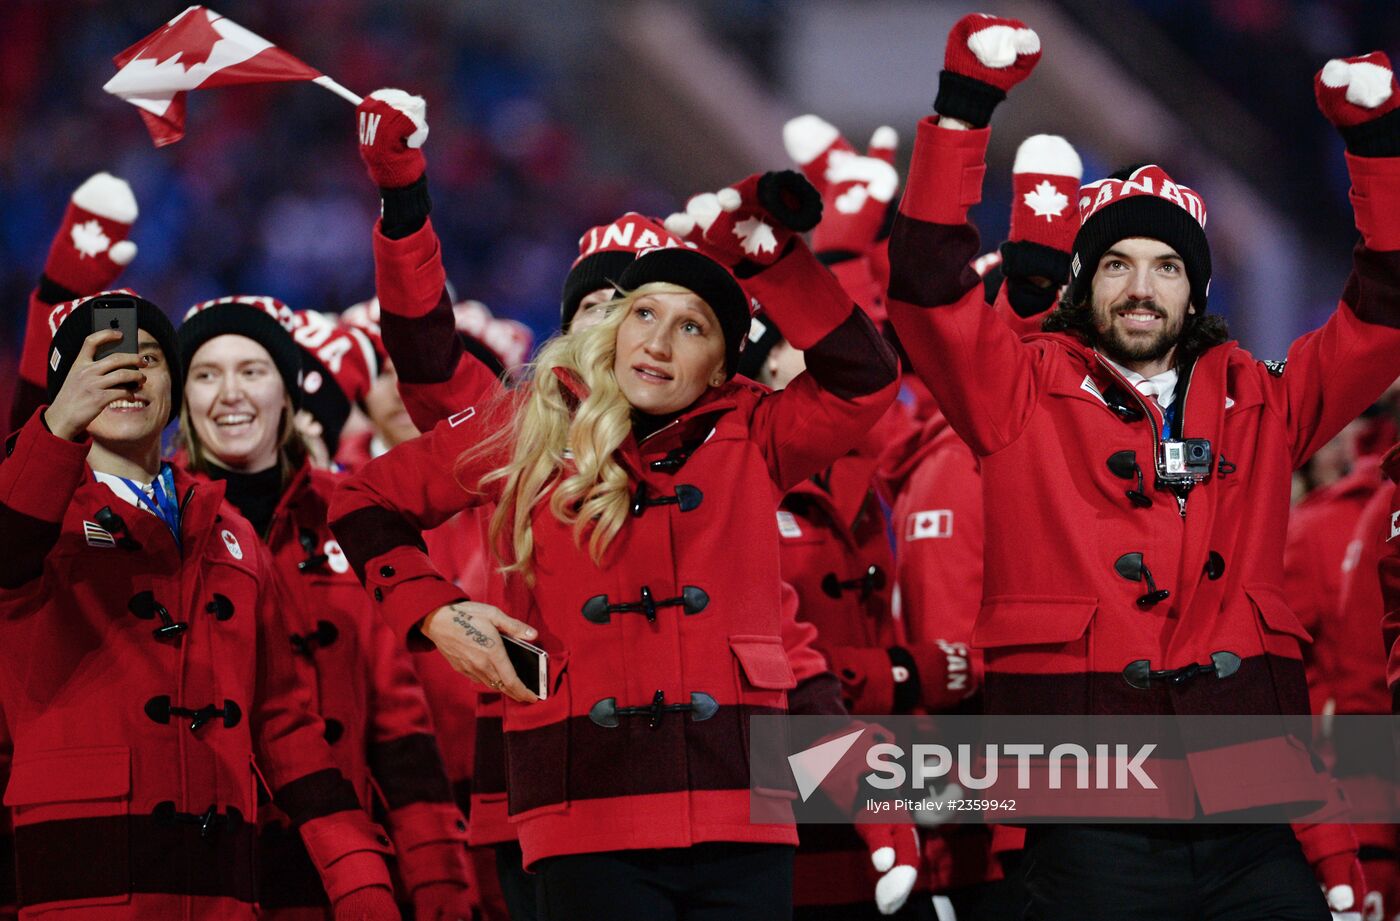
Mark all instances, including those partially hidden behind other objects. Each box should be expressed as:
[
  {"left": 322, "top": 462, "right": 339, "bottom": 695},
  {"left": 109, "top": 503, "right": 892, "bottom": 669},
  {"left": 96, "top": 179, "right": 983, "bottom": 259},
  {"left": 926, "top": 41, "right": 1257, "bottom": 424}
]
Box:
[{"left": 502, "top": 634, "right": 549, "bottom": 700}]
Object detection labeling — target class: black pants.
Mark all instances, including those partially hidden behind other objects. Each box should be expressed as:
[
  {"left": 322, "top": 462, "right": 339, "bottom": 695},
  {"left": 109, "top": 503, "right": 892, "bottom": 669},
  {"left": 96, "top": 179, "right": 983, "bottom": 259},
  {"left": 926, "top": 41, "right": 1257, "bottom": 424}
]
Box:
[
  {"left": 795, "top": 893, "right": 938, "bottom": 921},
  {"left": 493, "top": 840, "right": 539, "bottom": 921},
  {"left": 1021, "top": 824, "right": 1328, "bottom": 921},
  {"left": 535, "top": 843, "right": 795, "bottom": 921}
]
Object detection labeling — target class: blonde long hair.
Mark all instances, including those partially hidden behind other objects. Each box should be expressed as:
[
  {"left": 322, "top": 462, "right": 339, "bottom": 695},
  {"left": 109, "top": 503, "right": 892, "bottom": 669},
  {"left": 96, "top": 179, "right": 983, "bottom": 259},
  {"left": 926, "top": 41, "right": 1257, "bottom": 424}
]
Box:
[{"left": 460, "top": 282, "right": 692, "bottom": 580}]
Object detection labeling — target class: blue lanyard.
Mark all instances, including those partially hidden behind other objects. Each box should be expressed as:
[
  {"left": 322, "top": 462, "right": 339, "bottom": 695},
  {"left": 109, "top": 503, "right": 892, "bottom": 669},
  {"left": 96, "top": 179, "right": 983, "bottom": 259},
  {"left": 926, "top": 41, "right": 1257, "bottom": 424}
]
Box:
[{"left": 117, "top": 465, "right": 181, "bottom": 547}]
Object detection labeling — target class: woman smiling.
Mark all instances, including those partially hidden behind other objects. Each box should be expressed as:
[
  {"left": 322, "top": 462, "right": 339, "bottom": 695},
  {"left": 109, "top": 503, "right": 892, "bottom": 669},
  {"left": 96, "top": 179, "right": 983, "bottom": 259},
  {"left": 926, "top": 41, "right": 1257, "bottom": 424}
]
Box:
[
  {"left": 330, "top": 225, "right": 900, "bottom": 918},
  {"left": 176, "top": 300, "right": 475, "bottom": 920}
]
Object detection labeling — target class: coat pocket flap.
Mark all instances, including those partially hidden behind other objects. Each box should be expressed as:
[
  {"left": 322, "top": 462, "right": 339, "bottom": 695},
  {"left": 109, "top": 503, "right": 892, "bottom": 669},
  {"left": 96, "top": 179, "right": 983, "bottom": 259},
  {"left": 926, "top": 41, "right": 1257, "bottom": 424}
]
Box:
[
  {"left": 4, "top": 746, "right": 130, "bottom": 806},
  {"left": 972, "top": 596, "right": 1098, "bottom": 648},
  {"left": 730, "top": 635, "right": 798, "bottom": 690},
  {"left": 1245, "top": 584, "right": 1313, "bottom": 643}
]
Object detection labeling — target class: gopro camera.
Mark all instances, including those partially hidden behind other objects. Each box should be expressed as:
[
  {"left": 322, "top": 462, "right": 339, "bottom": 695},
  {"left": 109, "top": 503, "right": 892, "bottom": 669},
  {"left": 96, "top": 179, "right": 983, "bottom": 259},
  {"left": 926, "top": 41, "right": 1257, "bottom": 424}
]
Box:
[{"left": 1156, "top": 438, "right": 1213, "bottom": 487}]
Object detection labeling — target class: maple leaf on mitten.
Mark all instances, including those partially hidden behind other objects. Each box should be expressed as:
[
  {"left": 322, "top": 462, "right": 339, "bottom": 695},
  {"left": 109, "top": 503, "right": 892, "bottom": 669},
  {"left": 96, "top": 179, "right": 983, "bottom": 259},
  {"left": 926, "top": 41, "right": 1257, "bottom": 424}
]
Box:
[
  {"left": 814, "top": 133, "right": 900, "bottom": 256},
  {"left": 692, "top": 171, "right": 823, "bottom": 272},
  {"left": 1010, "top": 135, "right": 1081, "bottom": 238},
  {"left": 1024, "top": 181, "right": 1069, "bottom": 221},
  {"left": 44, "top": 172, "right": 138, "bottom": 296},
  {"left": 783, "top": 114, "right": 850, "bottom": 195}
]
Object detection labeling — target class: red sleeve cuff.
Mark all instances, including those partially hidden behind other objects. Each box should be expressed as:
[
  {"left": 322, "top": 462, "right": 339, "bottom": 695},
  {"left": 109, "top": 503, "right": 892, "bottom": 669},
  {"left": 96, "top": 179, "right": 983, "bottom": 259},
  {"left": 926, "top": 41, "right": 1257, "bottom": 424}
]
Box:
[
  {"left": 900, "top": 117, "right": 990, "bottom": 226},
  {"left": 746, "top": 242, "right": 855, "bottom": 350},
  {"left": 389, "top": 803, "right": 471, "bottom": 892},
  {"left": 374, "top": 217, "right": 448, "bottom": 319},
  {"left": 0, "top": 408, "right": 91, "bottom": 524},
  {"left": 1346, "top": 152, "right": 1400, "bottom": 251},
  {"left": 299, "top": 810, "right": 396, "bottom": 903},
  {"left": 366, "top": 547, "right": 469, "bottom": 649},
  {"left": 826, "top": 646, "right": 896, "bottom": 715}
]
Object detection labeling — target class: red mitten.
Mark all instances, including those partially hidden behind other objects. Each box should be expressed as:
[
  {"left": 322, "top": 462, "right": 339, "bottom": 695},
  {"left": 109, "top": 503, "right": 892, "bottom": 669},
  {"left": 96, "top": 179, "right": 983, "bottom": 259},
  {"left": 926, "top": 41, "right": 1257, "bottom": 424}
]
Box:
[
  {"left": 1297, "top": 823, "right": 1367, "bottom": 915},
  {"left": 357, "top": 89, "right": 429, "bottom": 189},
  {"left": 43, "top": 172, "right": 138, "bottom": 296},
  {"left": 332, "top": 885, "right": 401, "bottom": 921},
  {"left": 1007, "top": 134, "right": 1082, "bottom": 255},
  {"left": 411, "top": 881, "right": 475, "bottom": 921},
  {"left": 898, "top": 640, "right": 981, "bottom": 712},
  {"left": 665, "top": 171, "right": 822, "bottom": 271},
  {"left": 783, "top": 114, "right": 848, "bottom": 196},
  {"left": 853, "top": 820, "right": 920, "bottom": 915},
  {"left": 868, "top": 125, "right": 898, "bottom": 165},
  {"left": 1316, "top": 53, "right": 1400, "bottom": 130},
  {"left": 792, "top": 121, "right": 900, "bottom": 258},
  {"left": 1358, "top": 853, "right": 1393, "bottom": 921},
  {"left": 1315, "top": 852, "right": 1368, "bottom": 915},
  {"left": 936, "top": 13, "right": 1042, "bottom": 127},
  {"left": 999, "top": 133, "right": 1083, "bottom": 318}
]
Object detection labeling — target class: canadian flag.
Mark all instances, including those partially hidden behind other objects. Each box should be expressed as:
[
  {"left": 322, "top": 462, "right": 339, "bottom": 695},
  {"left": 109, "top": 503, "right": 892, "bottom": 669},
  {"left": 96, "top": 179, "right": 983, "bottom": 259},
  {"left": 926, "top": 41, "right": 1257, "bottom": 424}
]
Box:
[
  {"left": 907, "top": 510, "right": 953, "bottom": 541},
  {"left": 103, "top": 6, "right": 332, "bottom": 147}
]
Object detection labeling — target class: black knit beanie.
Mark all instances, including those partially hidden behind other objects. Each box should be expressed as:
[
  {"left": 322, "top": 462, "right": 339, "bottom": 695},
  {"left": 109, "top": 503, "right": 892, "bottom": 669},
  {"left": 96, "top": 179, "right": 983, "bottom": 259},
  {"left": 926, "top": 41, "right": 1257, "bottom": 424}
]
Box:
[
  {"left": 177, "top": 303, "right": 304, "bottom": 407},
  {"left": 1066, "top": 165, "right": 1212, "bottom": 311}
]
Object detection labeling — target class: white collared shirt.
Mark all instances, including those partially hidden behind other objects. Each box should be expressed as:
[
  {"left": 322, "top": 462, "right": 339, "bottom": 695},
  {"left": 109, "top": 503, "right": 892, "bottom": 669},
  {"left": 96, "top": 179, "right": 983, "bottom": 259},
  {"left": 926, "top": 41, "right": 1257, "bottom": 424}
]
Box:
[
  {"left": 93, "top": 471, "right": 159, "bottom": 518},
  {"left": 1099, "top": 354, "right": 1178, "bottom": 411}
]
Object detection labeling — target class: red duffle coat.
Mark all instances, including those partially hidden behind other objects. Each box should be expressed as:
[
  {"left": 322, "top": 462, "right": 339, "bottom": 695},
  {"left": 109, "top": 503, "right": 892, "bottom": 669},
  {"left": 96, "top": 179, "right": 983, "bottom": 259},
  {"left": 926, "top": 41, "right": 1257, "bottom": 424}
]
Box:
[
  {"left": 887, "top": 118, "right": 1400, "bottom": 818},
  {"left": 1337, "top": 458, "right": 1394, "bottom": 716},
  {"left": 874, "top": 283, "right": 1049, "bottom": 893},
  {"left": 779, "top": 450, "right": 901, "bottom": 710},
  {"left": 1284, "top": 455, "right": 1384, "bottom": 714},
  {"left": 369, "top": 216, "right": 522, "bottom": 863},
  {"left": 0, "top": 411, "right": 394, "bottom": 919},
  {"left": 1374, "top": 448, "right": 1400, "bottom": 704},
  {"left": 229, "top": 462, "right": 469, "bottom": 916},
  {"left": 370, "top": 219, "right": 517, "bottom": 851},
  {"left": 330, "top": 263, "right": 898, "bottom": 867}
]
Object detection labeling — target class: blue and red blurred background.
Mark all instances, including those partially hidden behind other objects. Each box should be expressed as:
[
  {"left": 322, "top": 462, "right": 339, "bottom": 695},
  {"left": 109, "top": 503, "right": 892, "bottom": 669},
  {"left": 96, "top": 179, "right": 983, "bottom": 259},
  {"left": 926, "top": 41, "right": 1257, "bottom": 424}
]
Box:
[{"left": 2, "top": 0, "right": 1398, "bottom": 415}]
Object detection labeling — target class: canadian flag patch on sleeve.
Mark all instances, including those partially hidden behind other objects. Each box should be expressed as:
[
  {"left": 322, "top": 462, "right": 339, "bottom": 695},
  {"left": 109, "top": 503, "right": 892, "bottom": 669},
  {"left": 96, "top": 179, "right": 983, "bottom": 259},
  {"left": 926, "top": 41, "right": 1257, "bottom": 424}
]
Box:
[
  {"left": 1390, "top": 510, "right": 1400, "bottom": 542},
  {"left": 908, "top": 509, "right": 953, "bottom": 540}
]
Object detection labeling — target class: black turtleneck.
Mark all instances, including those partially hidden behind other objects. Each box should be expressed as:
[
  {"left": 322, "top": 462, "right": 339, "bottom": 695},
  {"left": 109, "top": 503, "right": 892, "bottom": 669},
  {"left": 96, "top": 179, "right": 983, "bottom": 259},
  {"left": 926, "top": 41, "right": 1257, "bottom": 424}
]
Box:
[
  {"left": 632, "top": 410, "right": 681, "bottom": 442},
  {"left": 205, "top": 465, "right": 284, "bottom": 536}
]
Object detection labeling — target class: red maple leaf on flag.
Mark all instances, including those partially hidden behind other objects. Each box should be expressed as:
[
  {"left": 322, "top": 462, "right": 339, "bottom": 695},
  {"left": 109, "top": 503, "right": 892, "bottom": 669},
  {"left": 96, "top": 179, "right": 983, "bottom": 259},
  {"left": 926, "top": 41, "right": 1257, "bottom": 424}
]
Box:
[
  {"left": 106, "top": 6, "right": 334, "bottom": 147},
  {"left": 128, "top": 8, "right": 224, "bottom": 71}
]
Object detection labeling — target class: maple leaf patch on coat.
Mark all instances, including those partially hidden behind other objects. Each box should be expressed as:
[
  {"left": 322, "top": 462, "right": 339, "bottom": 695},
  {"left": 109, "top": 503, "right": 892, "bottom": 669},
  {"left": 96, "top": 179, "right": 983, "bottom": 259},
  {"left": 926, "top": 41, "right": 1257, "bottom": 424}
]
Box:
[{"left": 1024, "top": 180, "right": 1069, "bottom": 221}]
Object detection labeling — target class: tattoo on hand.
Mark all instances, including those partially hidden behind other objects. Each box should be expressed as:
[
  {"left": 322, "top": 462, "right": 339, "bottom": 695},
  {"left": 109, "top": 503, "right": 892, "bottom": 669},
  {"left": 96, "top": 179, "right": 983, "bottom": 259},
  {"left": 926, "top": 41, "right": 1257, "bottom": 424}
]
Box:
[{"left": 453, "top": 609, "right": 495, "bottom": 649}]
